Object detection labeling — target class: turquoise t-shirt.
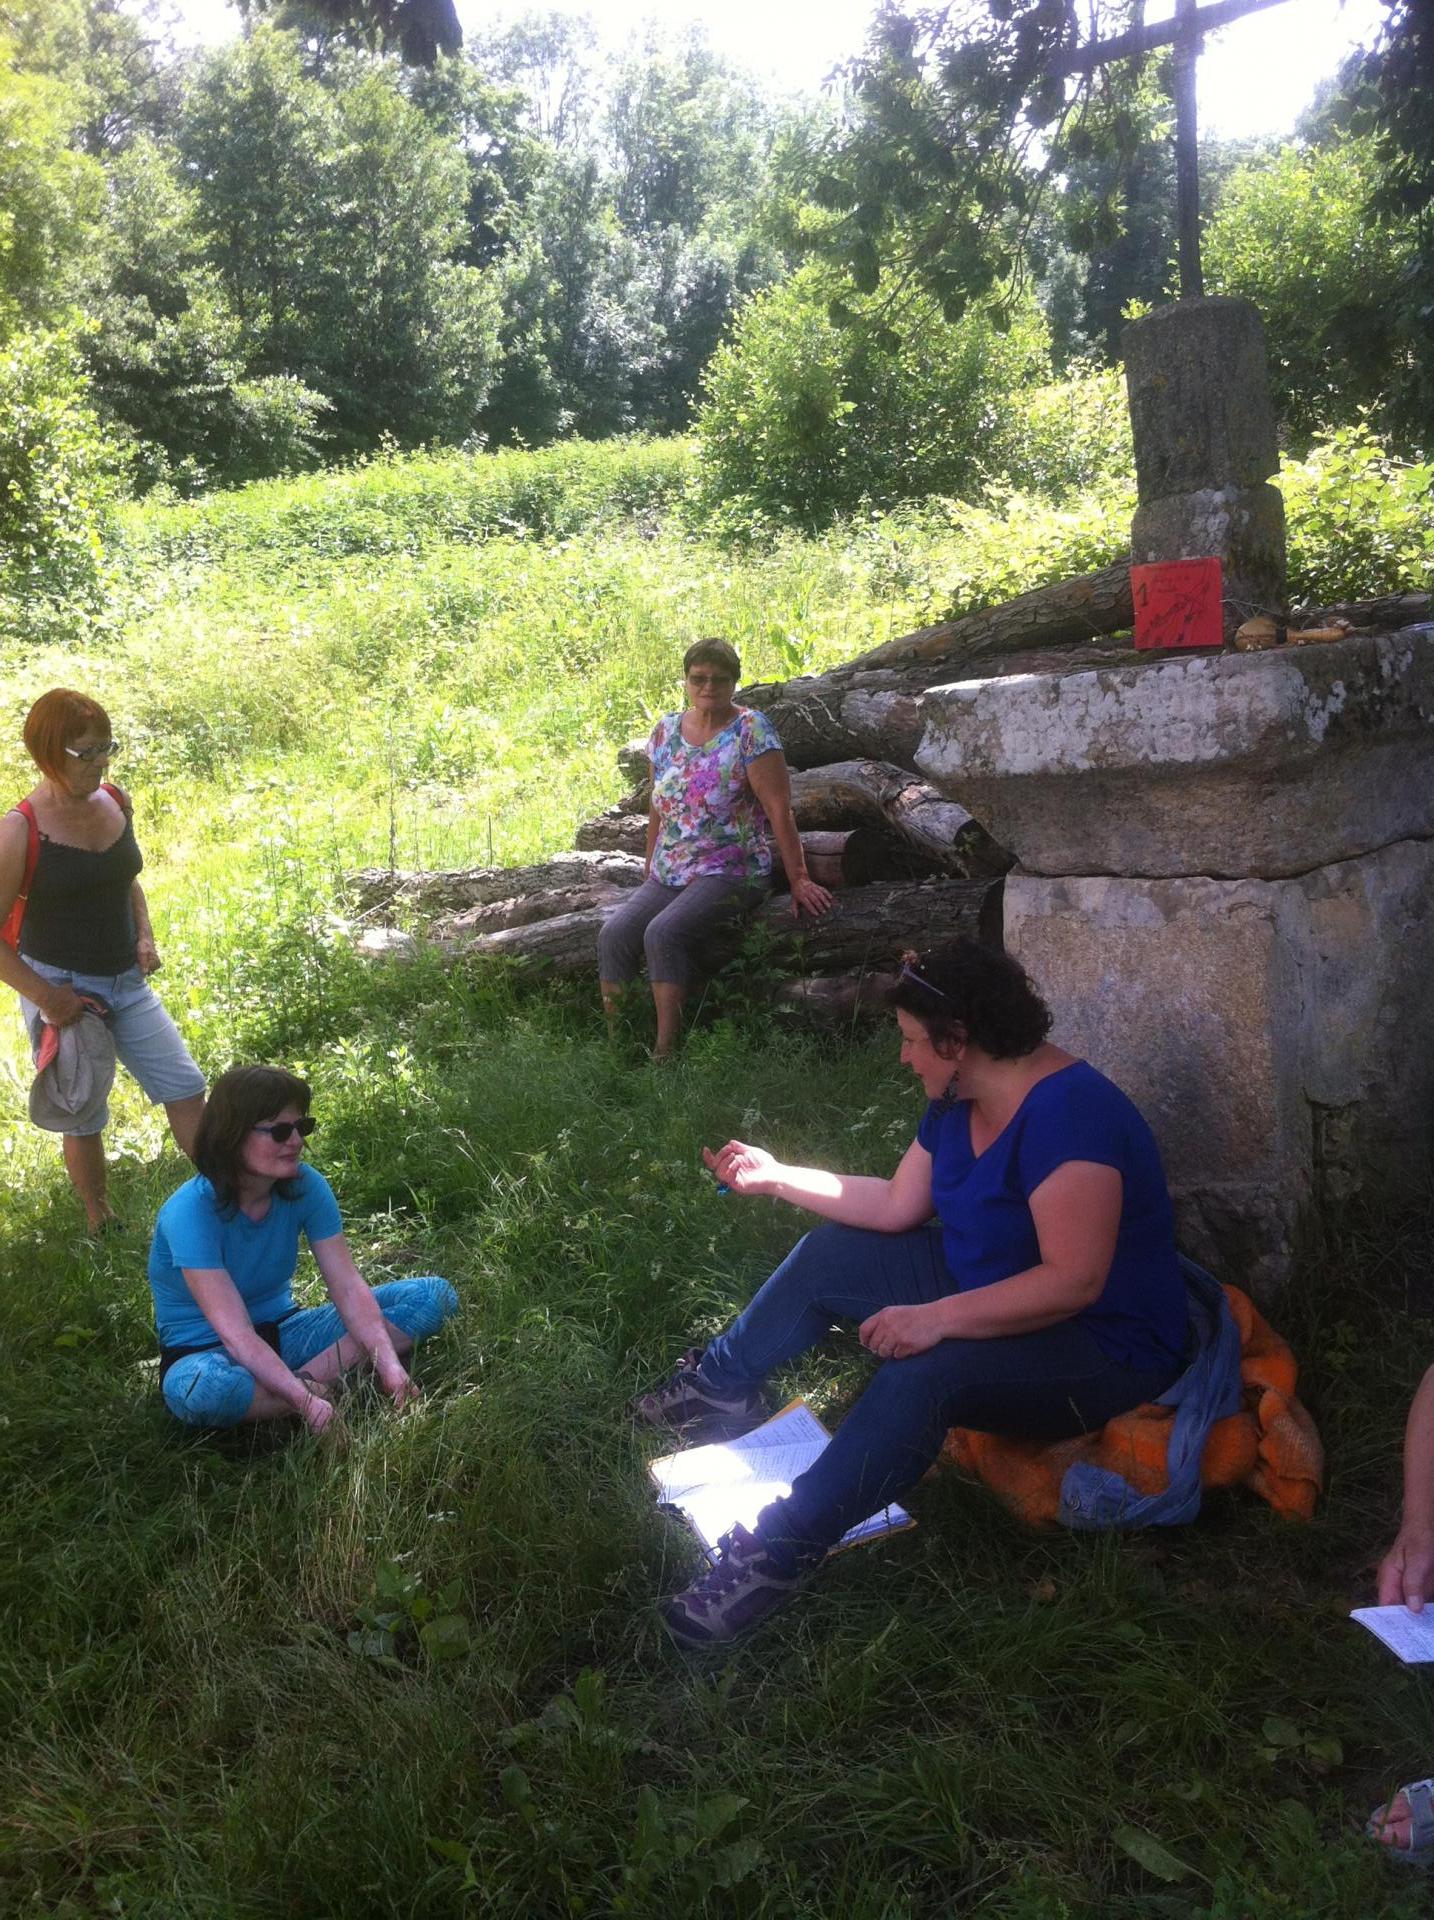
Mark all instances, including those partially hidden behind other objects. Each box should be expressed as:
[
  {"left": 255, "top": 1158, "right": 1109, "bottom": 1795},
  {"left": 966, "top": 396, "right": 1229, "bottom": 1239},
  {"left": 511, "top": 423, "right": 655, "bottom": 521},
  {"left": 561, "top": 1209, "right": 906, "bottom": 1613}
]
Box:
[
  {"left": 916, "top": 1061, "right": 1188, "bottom": 1371},
  {"left": 148, "top": 1164, "right": 344, "bottom": 1348}
]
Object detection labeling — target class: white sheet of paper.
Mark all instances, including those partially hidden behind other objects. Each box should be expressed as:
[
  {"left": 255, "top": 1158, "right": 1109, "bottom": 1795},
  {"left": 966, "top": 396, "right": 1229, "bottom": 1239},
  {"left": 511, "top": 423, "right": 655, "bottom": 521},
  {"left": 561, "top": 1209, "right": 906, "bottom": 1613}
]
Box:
[
  {"left": 649, "top": 1399, "right": 911, "bottom": 1558},
  {"left": 1351, "top": 1605, "right": 1434, "bottom": 1663}
]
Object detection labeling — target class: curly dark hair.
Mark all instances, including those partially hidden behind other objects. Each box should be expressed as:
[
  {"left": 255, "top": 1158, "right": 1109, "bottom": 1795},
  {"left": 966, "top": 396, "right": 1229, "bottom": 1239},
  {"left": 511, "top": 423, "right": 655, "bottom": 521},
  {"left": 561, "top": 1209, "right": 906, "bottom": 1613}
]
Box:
[
  {"left": 887, "top": 939, "right": 1052, "bottom": 1059},
  {"left": 682, "top": 636, "right": 741, "bottom": 682},
  {"left": 194, "top": 1065, "right": 312, "bottom": 1214}
]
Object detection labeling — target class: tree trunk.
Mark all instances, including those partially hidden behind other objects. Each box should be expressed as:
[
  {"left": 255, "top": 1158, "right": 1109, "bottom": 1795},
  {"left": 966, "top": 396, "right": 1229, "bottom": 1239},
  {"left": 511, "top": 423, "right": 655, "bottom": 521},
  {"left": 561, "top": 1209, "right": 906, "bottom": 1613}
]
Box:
[
  {"left": 1290, "top": 591, "right": 1430, "bottom": 630},
  {"left": 787, "top": 761, "right": 1012, "bottom": 874},
  {"left": 737, "top": 563, "right": 1136, "bottom": 768},
  {"left": 579, "top": 759, "right": 1013, "bottom": 874},
  {"left": 349, "top": 850, "right": 645, "bottom": 920},
  {"left": 574, "top": 810, "right": 649, "bottom": 856},
  {"left": 438, "top": 875, "right": 1004, "bottom": 977}
]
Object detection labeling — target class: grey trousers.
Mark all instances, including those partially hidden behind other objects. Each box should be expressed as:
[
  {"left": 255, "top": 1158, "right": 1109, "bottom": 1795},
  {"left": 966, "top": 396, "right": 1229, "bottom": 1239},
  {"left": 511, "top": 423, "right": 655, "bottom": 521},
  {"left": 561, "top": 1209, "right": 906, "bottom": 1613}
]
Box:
[{"left": 597, "top": 875, "right": 767, "bottom": 991}]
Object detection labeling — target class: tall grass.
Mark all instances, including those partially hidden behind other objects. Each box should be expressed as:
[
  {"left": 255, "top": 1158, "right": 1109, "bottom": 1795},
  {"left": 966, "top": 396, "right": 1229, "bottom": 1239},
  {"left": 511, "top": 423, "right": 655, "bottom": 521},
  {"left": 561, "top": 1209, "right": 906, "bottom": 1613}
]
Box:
[{"left": 1, "top": 437, "right": 1432, "bottom": 1917}]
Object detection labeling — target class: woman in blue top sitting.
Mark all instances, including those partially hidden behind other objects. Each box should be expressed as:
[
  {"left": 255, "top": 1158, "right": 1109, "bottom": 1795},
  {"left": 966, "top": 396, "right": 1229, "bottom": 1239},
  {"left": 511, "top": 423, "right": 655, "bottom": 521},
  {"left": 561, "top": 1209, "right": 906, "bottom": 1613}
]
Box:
[
  {"left": 635, "top": 938, "right": 1190, "bottom": 1646},
  {"left": 150, "top": 1065, "right": 458, "bottom": 1434}
]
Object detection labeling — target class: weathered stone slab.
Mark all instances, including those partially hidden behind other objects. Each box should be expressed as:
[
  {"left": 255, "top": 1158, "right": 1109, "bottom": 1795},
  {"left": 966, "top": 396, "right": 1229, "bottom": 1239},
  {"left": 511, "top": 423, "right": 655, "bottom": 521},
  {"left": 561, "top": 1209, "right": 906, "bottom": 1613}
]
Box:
[
  {"left": 916, "top": 630, "right": 1434, "bottom": 878},
  {"left": 1123, "top": 297, "right": 1279, "bottom": 498},
  {"left": 1005, "top": 838, "right": 1434, "bottom": 1290}
]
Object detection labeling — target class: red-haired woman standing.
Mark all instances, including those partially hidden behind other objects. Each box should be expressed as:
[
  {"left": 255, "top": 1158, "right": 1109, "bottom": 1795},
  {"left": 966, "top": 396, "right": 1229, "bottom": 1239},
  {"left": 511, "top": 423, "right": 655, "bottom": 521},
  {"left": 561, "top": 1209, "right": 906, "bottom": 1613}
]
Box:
[{"left": 0, "top": 689, "right": 205, "bottom": 1230}]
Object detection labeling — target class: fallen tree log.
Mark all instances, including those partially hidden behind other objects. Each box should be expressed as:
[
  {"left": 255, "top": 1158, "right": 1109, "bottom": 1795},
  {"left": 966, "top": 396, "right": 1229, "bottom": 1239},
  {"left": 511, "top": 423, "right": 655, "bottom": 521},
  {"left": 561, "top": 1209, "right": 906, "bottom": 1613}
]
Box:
[
  {"left": 349, "top": 851, "right": 644, "bottom": 919},
  {"left": 788, "top": 761, "right": 1011, "bottom": 875},
  {"left": 774, "top": 970, "right": 898, "bottom": 1030},
  {"left": 438, "top": 875, "right": 1003, "bottom": 977},
  {"left": 738, "top": 562, "right": 1136, "bottom": 767},
  {"left": 1289, "top": 590, "right": 1430, "bottom": 630},
  {"left": 580, "top": 758, "right": 1013, "bottom": 875},
  {"left": 573, "top": 810, "right": 648, "bottom": 856}
]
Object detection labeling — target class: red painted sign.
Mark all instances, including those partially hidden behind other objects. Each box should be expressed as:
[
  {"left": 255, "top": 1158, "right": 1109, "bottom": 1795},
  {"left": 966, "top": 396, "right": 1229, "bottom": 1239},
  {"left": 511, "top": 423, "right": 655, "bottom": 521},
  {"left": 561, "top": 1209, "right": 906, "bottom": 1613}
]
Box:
[{"left": 1131, "top": 557, "right": 1224, "bottom": 651}]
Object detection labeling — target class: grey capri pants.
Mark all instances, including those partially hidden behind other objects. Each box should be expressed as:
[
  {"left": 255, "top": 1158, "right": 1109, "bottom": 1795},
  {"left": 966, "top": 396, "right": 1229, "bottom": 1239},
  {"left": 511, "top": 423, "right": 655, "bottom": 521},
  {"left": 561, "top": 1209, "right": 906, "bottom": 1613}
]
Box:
[{"left": 598, "top": 876, "right": 767, "bottom": 991}]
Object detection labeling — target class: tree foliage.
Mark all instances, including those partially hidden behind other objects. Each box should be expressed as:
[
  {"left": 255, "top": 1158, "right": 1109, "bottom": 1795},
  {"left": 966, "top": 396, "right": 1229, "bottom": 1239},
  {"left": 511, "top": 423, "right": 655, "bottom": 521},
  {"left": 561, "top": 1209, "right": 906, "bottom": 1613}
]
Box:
[
  {"left": 1204, "top": 133, "right": 1421, "bottom": 446},
  {"left": 178, "top": 31, "right": 501, "bottom": 455},
  {"left": 82, "top": 136, "right": 328, "bottom": 490},
  {"left": 0, "top": 323, "right": 120, "bottom": 636},
  {"left": 780, "top": 2, "right": 1174, "bottom": 329},
  {"left": 693, "top": 265, "right": 1051, "bottom": 532},
  {"left": 236, "top": 0, "right": 461, "bottom": 68}
]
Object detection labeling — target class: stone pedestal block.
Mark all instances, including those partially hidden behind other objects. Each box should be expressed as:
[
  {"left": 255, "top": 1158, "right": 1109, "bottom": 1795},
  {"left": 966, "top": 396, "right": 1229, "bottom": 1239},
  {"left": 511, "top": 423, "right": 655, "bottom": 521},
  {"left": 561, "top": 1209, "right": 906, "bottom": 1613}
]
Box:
[
  {"left": 1004, "top": 839, "right": 1434, "bottom": 1292},
  {"left": 1122, "top": 298, "right": 1280, "bottom": 498},
  {"left": 915, "top": 630, "right": 1434, "bottom": 879},
  {"left": 1131, "top": 481, "right": 1286, "bottom": 627}
]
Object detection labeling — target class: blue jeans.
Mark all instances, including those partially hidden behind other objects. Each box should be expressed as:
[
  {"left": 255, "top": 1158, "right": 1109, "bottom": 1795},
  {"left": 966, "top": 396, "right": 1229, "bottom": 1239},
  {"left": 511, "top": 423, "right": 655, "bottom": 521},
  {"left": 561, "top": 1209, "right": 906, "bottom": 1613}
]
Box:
[
  {"left": 161, "top": 1276, "right": 458, "bottom": 1427},
  {"left": 20, "top": 958, "right": 205, "bottom": 1134},
  {"left": 699, "top": 1222, "right": 1180, "bottom": 1567}
]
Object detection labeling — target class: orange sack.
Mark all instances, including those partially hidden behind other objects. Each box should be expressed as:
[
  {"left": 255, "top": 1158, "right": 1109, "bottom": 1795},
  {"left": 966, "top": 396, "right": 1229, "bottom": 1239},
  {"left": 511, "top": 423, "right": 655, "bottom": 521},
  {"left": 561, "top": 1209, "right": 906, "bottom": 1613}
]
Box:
[{"left": 941, "top": 1286, "right": 1323, "bottom": 1529}]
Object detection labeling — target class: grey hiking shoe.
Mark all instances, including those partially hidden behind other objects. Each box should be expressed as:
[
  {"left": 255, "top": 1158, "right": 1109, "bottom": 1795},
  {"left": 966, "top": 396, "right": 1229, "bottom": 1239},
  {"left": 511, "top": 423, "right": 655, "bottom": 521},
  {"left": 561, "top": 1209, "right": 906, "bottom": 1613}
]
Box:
[
  {"left": 660, "top": 1524, "right": 812, "bottom": 1647},
  {"left": 631, "top": 1347, "right": 769, "bottom": 1443}
]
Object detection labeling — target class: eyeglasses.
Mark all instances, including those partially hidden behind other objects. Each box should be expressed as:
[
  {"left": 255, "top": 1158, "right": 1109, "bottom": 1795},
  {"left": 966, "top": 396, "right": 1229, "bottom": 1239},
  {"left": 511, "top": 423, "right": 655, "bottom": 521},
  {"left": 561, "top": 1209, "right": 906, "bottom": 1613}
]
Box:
[
  {"left": 686, "top": 673, "right": 735, "bottom": 689},
  {"left": 251, "top": 1117, "right": 318, "bottom": 1144},
  {"left": 64, "top": 740, "right": 120, "bottom": 764}
]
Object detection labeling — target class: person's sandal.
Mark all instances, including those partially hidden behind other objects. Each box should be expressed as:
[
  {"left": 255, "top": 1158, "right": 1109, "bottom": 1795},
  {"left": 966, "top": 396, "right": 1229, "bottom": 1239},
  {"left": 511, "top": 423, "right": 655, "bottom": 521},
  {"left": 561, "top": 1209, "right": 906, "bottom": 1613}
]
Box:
[{"left": 1368, "top": 1778, "right": 1434, "bottom": 1864}]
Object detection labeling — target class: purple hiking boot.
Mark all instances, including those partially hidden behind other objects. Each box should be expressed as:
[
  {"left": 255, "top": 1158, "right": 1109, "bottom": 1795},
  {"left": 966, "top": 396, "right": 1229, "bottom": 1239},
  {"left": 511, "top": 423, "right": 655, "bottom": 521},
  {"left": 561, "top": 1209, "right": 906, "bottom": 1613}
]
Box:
[
  {"left": 660, "top": 1524, "right": 814, "bottom": 1647},
  {"left": 631, "top": 1347, "right": 770, "bottom": 1444}
]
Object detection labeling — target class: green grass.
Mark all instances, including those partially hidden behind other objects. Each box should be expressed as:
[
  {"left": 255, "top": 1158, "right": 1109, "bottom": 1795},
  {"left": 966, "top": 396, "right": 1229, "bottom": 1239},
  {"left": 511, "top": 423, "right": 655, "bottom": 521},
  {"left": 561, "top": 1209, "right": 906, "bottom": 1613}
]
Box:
[{"left": 2, "top": 438, "right": 1433, "bottom": 1917}]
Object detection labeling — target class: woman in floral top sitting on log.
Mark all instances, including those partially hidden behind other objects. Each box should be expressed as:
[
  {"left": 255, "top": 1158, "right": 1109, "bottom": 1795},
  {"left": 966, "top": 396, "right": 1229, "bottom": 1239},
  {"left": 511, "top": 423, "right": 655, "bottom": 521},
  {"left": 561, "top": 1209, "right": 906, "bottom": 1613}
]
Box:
[{"left": 598, "top": 638, "right": 831, "bottom": 1059}]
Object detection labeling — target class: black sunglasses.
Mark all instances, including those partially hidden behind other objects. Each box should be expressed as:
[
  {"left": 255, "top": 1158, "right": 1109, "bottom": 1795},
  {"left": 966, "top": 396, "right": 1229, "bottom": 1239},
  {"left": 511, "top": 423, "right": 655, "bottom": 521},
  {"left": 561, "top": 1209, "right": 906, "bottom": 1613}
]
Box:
[{"left": 251, "top": 1116, "right": 318, "bottom": 1144}]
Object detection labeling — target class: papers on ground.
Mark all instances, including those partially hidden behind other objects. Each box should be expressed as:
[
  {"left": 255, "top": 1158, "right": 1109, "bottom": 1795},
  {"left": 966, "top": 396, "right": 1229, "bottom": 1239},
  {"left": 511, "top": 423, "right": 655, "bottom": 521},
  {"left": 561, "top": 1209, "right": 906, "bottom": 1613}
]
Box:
[{"left": 649, "top": 1398, "right": 913, "bottom": 1562}]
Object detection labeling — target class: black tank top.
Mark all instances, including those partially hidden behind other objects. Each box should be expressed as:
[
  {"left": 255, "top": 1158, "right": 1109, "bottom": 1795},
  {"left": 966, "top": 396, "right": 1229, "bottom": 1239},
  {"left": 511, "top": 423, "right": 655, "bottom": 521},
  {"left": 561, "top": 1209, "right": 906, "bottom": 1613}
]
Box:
[{"left": 19, "top": 809, "right": 144, "bottom": 974}]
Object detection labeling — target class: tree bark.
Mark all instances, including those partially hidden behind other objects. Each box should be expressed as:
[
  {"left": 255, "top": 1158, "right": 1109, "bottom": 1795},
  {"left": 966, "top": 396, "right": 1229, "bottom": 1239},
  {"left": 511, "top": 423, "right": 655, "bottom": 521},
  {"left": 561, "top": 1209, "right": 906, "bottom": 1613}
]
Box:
[
  {"left": 350, "top": 851, "right": 644, "bottom": 919},
  {"left": 787, "top": 760, "right": 1012, "bottom": 875},
  {"left": 1289, "top": 591, "right": 1430, "bottom": 630},
  {"left": 438, "top": 875, "right": 1004, "bottom": 977},
  {"left": 737, "top": 563, "right": 1136, "bottom": 767},
  {"left": 574, "top": 810, "right": 649, "bottom": 856},
  {"left": 579, "top": 759, "right": 1013, "bottom": 874}
]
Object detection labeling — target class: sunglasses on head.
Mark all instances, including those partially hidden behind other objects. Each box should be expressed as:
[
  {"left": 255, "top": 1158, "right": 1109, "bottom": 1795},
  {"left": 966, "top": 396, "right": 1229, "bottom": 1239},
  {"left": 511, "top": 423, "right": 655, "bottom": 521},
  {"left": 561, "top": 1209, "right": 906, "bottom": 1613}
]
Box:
[
  {"left": 898, "top": 962, "right": 951, "bottom": 1002},
  {"left": 251, "top": 1116, "right": 318, "bottom": 1143}
]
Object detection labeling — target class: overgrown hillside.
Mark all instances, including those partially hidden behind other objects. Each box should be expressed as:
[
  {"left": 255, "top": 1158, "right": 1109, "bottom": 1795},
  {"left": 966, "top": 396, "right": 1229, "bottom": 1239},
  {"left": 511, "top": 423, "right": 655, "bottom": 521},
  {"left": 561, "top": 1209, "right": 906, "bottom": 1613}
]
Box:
[{"left": 0, "top": 440, "right": 1431, "bottom": 1918}]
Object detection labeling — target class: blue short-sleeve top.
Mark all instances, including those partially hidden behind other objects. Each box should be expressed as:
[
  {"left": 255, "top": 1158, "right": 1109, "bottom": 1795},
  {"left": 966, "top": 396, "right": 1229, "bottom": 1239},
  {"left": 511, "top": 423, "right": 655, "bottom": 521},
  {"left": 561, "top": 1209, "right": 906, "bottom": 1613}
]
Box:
[
  {"left": 916, "top": 1061, "right": 1187, "bottom": 1371},
  {"left": 148, "top": 1163, "right": 345, "bottom": 1348}
]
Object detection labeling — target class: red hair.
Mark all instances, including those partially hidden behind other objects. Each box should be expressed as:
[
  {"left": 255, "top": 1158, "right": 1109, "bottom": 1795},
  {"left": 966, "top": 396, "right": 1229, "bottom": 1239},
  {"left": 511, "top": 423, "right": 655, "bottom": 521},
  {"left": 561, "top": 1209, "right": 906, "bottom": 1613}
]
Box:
[{"left": 22, "top": 689, "right": 112, "bottom": 781}]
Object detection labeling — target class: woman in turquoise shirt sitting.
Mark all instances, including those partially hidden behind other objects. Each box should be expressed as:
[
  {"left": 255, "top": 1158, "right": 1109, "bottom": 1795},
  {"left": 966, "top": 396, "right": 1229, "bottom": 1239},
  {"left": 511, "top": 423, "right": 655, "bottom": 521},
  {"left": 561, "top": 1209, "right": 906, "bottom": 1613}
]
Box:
[
  {"left": 149, "top": 1065, "right": 457, "bottom": 1433},
  {"left": 634, "top": 939, "right": 1190, "bottom": 1646}
]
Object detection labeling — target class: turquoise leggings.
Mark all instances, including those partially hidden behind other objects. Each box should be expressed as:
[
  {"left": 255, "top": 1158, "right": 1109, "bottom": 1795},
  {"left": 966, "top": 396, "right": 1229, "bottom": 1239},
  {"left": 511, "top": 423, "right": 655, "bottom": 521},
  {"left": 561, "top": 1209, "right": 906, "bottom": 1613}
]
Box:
[{"left": 161, "top": 1276, "right": 458, "bottom": 1427}]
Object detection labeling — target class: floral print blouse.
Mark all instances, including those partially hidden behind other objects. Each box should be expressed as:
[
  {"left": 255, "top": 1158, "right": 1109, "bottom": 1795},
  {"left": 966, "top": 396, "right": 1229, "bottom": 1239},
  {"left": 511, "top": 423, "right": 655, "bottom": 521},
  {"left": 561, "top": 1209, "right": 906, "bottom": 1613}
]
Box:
[{"left": 647, "top": 707, "right": 783, "bottom": 886}]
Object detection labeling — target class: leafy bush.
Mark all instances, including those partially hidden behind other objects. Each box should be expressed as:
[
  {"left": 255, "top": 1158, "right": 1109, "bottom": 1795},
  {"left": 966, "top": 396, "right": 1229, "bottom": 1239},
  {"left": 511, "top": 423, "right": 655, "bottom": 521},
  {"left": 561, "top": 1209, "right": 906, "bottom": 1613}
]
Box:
[
  {"left": 1280, "top": 425, "right": 1434, "bottom": 604},
  {"left": 930, "top": 482, "right": 1132, "bottom": 619},
  {"left": 690, "top": 266, "right": 1051, "bottom": 533},
  {"left": 0, "top": 323, "right": 122, "bottom": 642},
  {"left": 983, "top": 360, "right": 1134, "bottom": 502}
]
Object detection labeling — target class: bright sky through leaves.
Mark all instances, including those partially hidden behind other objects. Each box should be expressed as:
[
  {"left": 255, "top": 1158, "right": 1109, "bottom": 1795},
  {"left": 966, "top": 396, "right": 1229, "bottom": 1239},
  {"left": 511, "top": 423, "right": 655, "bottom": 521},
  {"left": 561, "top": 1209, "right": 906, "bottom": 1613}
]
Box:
[{"left": 166, "top": 0, "right": 1388, "bottom": 138}]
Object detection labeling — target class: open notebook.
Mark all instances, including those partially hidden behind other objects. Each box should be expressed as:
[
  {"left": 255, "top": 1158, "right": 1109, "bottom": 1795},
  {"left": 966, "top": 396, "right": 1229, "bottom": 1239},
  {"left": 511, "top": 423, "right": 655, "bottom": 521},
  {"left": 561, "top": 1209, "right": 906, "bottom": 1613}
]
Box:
[{"left": 649, "top": 1398, "right": 914, "bottom": 1562}]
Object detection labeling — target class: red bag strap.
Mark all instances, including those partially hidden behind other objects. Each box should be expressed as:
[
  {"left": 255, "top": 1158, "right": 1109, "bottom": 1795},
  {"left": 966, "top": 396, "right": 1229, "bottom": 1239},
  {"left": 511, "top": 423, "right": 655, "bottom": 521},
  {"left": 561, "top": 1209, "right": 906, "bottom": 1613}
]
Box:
[
  {"left": 2, "top": 799, "right": 40, "bottom": 952},
  {"left": 101, "top": 780, "right": 132, "bottom": 818}
]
